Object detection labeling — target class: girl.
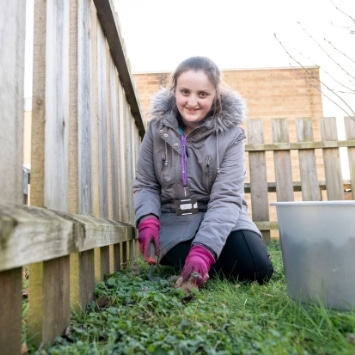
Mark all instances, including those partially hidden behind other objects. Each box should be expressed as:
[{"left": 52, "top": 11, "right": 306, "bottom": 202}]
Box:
[{"left": 133, "top": 56, "right": 273, "bottom": 287}]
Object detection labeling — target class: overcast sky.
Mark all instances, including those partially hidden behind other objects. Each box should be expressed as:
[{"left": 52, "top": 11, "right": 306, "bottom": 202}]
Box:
[{"left": 113, "top": 0, "right": 353, "bottom": 71}]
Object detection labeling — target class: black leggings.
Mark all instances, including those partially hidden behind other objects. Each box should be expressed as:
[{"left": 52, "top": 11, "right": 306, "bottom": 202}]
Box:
[{"left": 160, "top": 230, "right": 274, "bottom": 284}]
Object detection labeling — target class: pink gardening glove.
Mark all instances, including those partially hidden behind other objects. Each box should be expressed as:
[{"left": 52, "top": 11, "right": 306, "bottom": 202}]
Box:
[
  {"left": 137, "top": 217, "right": 160, "bottom": 262},
  {"left": 182, "top": 245, "right": 215, "bottom": 287}
]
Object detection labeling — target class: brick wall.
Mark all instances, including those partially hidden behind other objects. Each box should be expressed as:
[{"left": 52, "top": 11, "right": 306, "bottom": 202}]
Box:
[
  {"left": 133, "top": 66, "right": 323, "bottom": 131},
  {"left": 133, "top": 66, "right": 324, "bottom": 181}
]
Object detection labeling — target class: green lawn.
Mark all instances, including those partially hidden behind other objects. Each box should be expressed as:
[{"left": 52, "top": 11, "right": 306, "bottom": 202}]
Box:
[{"left": 28, "top": 241, "right": 355, "bottom": 354}]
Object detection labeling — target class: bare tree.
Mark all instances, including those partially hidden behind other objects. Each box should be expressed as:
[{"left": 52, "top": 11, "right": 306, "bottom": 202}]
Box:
[{"left": 274, "top": 0, "right": 355, "bottom": 118}]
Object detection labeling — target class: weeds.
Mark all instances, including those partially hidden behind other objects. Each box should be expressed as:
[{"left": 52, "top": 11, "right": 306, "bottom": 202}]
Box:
[{"left": 28, "top": 241, "right": 355, "bottom": 354}]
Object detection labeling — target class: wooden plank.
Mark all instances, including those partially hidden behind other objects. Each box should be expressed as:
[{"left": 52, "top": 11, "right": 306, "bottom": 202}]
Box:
[
  {"left": 79, "top": 249, "right": 95, "bottom": 308},
  {"left": 77, "top": 0, "right": 93, "bottom": 215},
  {"left": 31, "top": 0, "right": 47, "bottom": 208},
  {"left": 344, "top": 117, "right": 355, "bottom": 199},
  {"left": 296, "top": 118, "right": 321, "bottom": 201},
  {"left": 247, "top": 119, "right": 270, "bottom": 243},
  {"left": 0, "top": 2, "right": 26, "bottom": 205},
  {"left": 272, "top": 118, "right": 293, "bottom": 201},
  {"left": 122, "top": 241, "right": 128, "bottom": 268},
  {"left": 0, "top": 268, "right": 22, "bottom": 355},
  {"left": 0, "top": 204, "right": 74, "bottom": 271},
  {"left": 254, "top": 221, "right": 279, "bottom": 231},
  {"left": 68, "top": 0, "right": 79, "bottom": 214},
  {"left": 105, "top": 53, "right": 114, "bottom": 221},
  {"left": 100, "top": 246, "right": 110, "bottom": 279},
  {"left": 0, "top": 204, "right": 136, "bottom": 271},
  {"left": 110, "top": 64, "right": 120, "bottom": 221},
  {"left": 70, "top": 249, "right": 95, "bottom": 311},
  {"left": 27, "top": 262, "right": 43, "bottom": 345},
  {"left": 245, "top": 139, "right": 355, "bottom": 152},
  {"left": 320, "top": 117, "right": 344, "bottom": 200},
  {"left": 42, "top": 256, "right": 70, "bottom": 345},
  {"left": 90, "top": 1, "right": 100, "bottom": 218},
  {"left": 44, "top": 0, "right": 70, "bottom": 211},
  {"left": 117, "top": 83, "right": 125, "bottom": 221},
  {"left": 113, "top": 243, "right": 121, "bottom": 271},
  {"left": 55, "top": 212, "right": 136, "bottom": 251},
  {"left": 97, "top": 25, "right": 109, "bottom": 218}
]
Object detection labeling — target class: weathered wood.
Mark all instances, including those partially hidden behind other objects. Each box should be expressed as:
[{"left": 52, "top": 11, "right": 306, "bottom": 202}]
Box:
[
  {"left": 110, "top": 64, "right": 121, "bottom": 221},
  {"left": 118, "top": 83, "right": 126, "bottom": 222},
  {"left": 244, "top": 180, "right": 351, "bottom": 193},
  {"left": 77, "top": 0, "right": 93, "bottom": 215},
  {"left": 254, "top": 221, "right": 279, "bottom": 231},
  {"left": 113, "top": 243, "right": 121, "bottom": 271},
  {"left": 1, "top": 0, "right": 143, "bottom": 350},
  {"left": 31, "top": 0, "right": 47, "bottom": 208},
  {"left": 79, "top": 249, "right": 96, "bottom": 308},
  {"left": 97, "top": 25, "right": 109, "bottom": 219},
  {"left": 69, "top": 0, "right": 79, "bottom": 214},
  {"left": 245, "top": 139, "right": 355, "bottom": 152},
  {"left": 0, "top": 204, "right": 136, "bottom": 271},
  {"left": 90, "top": 1, "right": 100, "bottom": 218},
  {"left": 320, "top": 117, "right": 344, "bottom": 200},
  {"left": 55, "top": 212, "right": 136, "bottom": 251},
  {"left": 27, "top": 262, "right": 44, "bottom": 345},
  {"left": 106, "top": 56, "right": 114, "bottom": 221},
  {"left": 0, "top": 204, "right": 74, "bottom": 271},
  {"left": 93, "top": 0, "right": 146, "bottom": 138},
  {"left": 296, "top": 117, "right": 321, "bottom": 201},
  {"left": 344, "top": 117, "right": 355, "bottom": 200},
  {"left": 272, "top": 118, "right": 294, "bottom": 201},
  {"left": 100, "top": 246, "right": 110, "bottom": 279},
  {"left": 41, "top": 256, "right": 70, "bottom": 345},
  {"left": 247, "top": 119, "right": 270, "bottom": 243},
  {"left": 44, "top": 0, "right": 70, "bottom": 211},
  {"left": 0, "top": 2, "right": 26, "bottom": 205},
  {"left": 0, "top": 268, "right": 22, "bottom": 355}
]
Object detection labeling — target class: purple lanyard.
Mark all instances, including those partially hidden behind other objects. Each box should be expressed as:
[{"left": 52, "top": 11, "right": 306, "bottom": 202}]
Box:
[{"left": 181, "top": 134, "right": 187, "bottom": 187}]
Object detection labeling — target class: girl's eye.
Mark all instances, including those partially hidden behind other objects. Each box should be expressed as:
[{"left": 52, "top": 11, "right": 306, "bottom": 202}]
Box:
[
  {"left": 181, "top": 89, "right": 189, "bottom": 95},
  {"left": 199, "top": 92, "right": 208, "bottom": 98}
]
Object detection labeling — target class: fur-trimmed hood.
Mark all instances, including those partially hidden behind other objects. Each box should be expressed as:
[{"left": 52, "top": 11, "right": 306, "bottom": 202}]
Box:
[{"left": 149, "top": 88, "right": 247, "bottom": 134}]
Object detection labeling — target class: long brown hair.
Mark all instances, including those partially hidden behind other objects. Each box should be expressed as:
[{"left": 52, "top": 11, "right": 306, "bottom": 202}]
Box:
[{"left": 170, "top": 56, "right": 224, "bottom": 116}]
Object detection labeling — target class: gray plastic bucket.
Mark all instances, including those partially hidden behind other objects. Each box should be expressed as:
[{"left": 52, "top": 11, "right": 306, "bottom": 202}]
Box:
[{"left": 272, "top": 201, "right": 355, "bottom": 310}]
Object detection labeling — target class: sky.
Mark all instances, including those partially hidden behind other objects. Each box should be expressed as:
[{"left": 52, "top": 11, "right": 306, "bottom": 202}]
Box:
[{"left": 113, "top": 0, "right": 354, "bottom": 118}]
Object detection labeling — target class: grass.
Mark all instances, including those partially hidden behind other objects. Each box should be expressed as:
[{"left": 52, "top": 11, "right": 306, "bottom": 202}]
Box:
[{"left": 26, "top": 241, "right": 355, "bottom": 354}]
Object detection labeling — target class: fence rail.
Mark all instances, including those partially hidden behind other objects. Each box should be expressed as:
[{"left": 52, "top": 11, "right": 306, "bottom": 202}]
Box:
[{"left": 0, "top": 1, "right": 143, "bottom": 354}]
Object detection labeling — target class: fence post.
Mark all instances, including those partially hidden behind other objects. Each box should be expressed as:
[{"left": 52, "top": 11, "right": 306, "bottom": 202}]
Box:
[
  {"left": 344, "top": 117, "right": 355, "bottom": 200},
  {"left": 272, "top": 118, "right": 294, "bottom": 201},
  {"left": 0, "top": 1, "right": 26, "bottom": 354},
  {"left": 247, "top": 119, "right": 270, "bottom": 243},
  {"left": 296, "top": 118, "right": 321, "bottom": 201},
  {"left": 320, "top": 117, "right": 344, "bottom": 200}
]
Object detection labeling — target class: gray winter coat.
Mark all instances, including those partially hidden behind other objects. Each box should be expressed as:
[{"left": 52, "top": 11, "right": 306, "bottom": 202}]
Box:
[{"left": 133, "top": 88, "right": 261, "bottom": 260}]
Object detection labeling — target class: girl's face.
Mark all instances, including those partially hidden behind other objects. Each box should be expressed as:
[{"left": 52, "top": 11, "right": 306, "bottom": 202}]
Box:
[{"left": 174, "top": 69, "right": 216, "bottom": 134}]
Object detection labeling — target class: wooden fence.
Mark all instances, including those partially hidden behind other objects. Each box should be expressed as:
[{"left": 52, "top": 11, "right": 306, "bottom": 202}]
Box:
[
  {"left": 1, "top": 1, "right": 355, "bottom": 354},
  {"left": 245, "top": 116, "right": 355, "bottom": 242},
  {"left": 0, "top": 1, "right": 144, "bottom": 354}
]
